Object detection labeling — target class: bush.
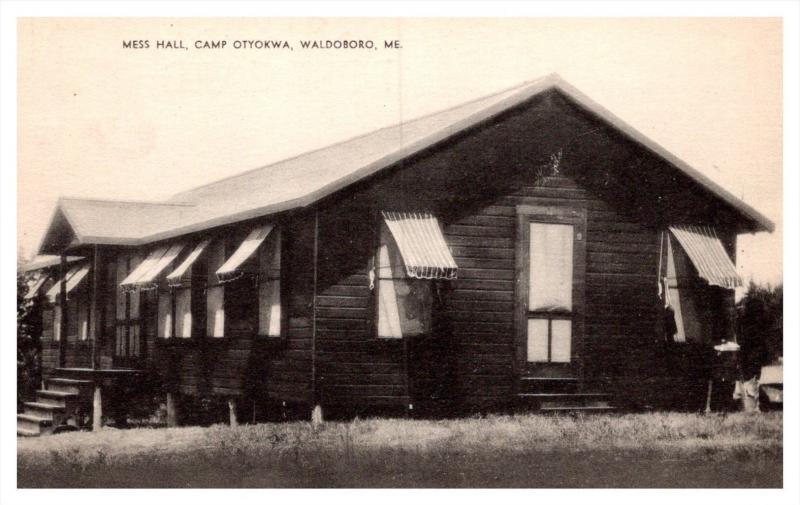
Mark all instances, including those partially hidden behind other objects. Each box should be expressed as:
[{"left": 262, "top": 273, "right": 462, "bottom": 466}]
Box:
[
  {"left": 18, "top": 269, "right": 42, "bottom": 409},
  {"left": 737, "top": 282, "right": 782, "bottom": 378}
]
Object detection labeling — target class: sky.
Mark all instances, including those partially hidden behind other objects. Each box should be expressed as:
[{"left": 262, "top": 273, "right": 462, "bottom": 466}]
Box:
[{"left": 17, "top": 17, "right": 783, "bottom": 286}]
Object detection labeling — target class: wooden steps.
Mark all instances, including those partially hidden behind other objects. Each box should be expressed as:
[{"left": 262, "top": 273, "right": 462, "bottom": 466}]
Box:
[
  {"left": 516, "top": 376, "right": 616, "bottom": 413},
  {"left": 17, "top": 376, "right": 93, "bottom": 437}
]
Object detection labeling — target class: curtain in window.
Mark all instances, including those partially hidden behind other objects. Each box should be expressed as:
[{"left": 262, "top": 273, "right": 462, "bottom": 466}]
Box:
[
  {"left": 529, "top": 222, "right": 573, "bottom": 311},
  {"left": 53, "top": 304, "right": 62, "bottom": 342},
  {"left": 158, "top": 291, "right": 173, "bottom": 339},
  {"left": 175, "top": 288, "right": 192, "bottom": 338},
  {"left": 77, "top": 300, "right": 89, "bottom": 341},
  {"left": 258, "top": 229, "right": 281, "bottom": 336}
]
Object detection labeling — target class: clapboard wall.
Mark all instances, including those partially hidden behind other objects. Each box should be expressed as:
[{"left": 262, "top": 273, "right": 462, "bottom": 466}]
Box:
[{"left": 304, "top": 87, "right": 742, "bottom": 411}]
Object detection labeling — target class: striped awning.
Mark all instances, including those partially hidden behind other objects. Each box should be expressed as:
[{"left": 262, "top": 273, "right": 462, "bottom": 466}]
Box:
[
  {"left": 166, "top": 239, "right": 210, "bottom": 287},
  {"left": 383, "top": 211, "right": 458, "bottom": 280},
  {"left": 216, "top": 224, "right": 274, "bottom": 282},
  {"left": 669, "top": 225, "right": 742, "bottom": 289},
  {"left": 46, "top": 264, "right": 90, "bottom": 303},
  {"left": 121, "top": 243, "right": 185, "bottom": 290},
  {"left": 24, "top": 274, "right": 49, "bottom": 300}
]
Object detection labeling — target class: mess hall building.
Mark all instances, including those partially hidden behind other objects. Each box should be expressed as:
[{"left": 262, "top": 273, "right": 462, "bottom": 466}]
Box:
[{"left": 18, "top": 74, "right": 774, "bottom": 435}]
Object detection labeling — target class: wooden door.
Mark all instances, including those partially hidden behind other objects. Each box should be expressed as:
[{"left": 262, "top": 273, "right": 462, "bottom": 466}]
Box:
[{"left": 515, "top": 205, "right": 586, "bottom": 380}]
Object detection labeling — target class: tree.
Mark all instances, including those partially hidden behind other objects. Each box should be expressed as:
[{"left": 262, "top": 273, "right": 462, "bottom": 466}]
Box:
[
  {"left": 18, "top": 268, "right": 43, "bottom": 408},
  {"left": 736, "top": 281, "right": 782, "bottom": 379}
]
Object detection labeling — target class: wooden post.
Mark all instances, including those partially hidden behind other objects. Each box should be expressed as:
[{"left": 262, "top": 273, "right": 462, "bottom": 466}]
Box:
[
  {"left": 92, "top": 384, "right": 103, "bottom": 431},
  {"left": 311, "top": 404, "right": 323, "bottom": 426},
  {"left": 90, "top": 245, "right": 100, "bottom": 369},
  {"left": 228, "top": 398, "right": 238, "bottom": 427},
  {"left": 166, "top": 392, "right": 178, "bottom": 427},
  {"left": 704, "top": 379, "right": 713, "bottom": 414},
  {"left": 310, "top": 210, "right": 322, "bottom": 424},
  {"left": 59, "top": 255, "right": 68, "bottom": 368}
]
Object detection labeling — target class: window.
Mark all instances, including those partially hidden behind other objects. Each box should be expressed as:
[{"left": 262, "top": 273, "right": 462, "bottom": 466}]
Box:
[
  {"left": 527, "top": 222, "right": 573, "bottom": 363},
  {"left": 662, "top": 233, "right": 722, "bottom": 344},
  {"left": 206, "top": 240, "right": 226, "bottom": 338},
  {"left": 115, "top": 254, "right": 142, "bottom": 359},
  {"left": 46, "top": 264, "right": 90, "bottom": 343},
  {"left": 375, "top": 221, "right": 435, "bottom": 338},
  {"left": 162, "top": 240, "right": 210, "bottom": 340},
  {"left": 258, "top": 229, "right": 282, "bottom": 336}
]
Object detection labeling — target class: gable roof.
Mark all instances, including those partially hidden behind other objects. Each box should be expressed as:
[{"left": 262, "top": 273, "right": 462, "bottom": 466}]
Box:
[{"left": 36, "top": 73, "right": 774, "bottom": 254}]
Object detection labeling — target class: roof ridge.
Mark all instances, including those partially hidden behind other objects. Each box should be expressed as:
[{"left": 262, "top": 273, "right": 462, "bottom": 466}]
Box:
[{"left": 169, "top": 74, "right": 558, "bottom": 201}]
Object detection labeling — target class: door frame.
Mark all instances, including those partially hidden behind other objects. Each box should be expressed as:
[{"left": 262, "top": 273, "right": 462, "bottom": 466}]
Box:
[{"left": 514, "top": 204, "right": 587, "bottom": 381}]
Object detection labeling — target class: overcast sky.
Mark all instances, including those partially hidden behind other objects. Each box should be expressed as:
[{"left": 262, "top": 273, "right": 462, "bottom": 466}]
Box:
[{"left": 17, "top": 17, "right": 782, "bottom": 286}]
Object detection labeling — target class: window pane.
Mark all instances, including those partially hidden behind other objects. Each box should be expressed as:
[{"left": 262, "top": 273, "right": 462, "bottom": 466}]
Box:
[
  {"left": 158, "top": 292, "right": 173, "bottom": 339},
  {"left": 67, "top": 298, "right": 78, "bottom": 339},
  {"left": 396, "top": 279, "right": 432, "bottom": 337},
  {"left": 128, "top": 256, "right": 142, "bottom": 319},
  {"left": 175, "top": 288, "right": 192, "bottom": 338},
  {"left": 53, "top": 305, "right": 62, "bottom": 342},
  {"left": 207, "top": 285, "right": 225, "bottom": 337},
  {"left": 116, "top": 258, "right": 127, "bottom": 320},
  {"left": 78, "top": 301, "right": 89, "bottom": 341},
  {"left": 259, "top": 279, "right": 281, "bottom": 336},
  {"left": 115, "top": 325, "right": 126, "bottom": 356},
  {"left": 527, "top": 318, "right": 548, "bottom": 362},
  {"left": 529, "top": 223, "right": 573, "bottom": 311},
  {"left": 551, "top": 319, "right": 572, "bottom": 363}
]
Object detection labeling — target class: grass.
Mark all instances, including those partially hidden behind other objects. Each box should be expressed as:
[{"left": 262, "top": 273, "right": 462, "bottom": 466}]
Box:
[{"left": 18, "top": 411, "right": 782, "bottom": 488}]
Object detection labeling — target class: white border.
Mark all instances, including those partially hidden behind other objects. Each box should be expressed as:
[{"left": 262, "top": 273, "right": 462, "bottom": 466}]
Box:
[{"left": 2, "top": 2, "right": 798, "bottom": 504}]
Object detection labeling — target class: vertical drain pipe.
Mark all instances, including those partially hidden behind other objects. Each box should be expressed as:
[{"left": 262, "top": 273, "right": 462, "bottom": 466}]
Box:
[{"left": 311, "top": 210, "right": 323, "bottom": 425}]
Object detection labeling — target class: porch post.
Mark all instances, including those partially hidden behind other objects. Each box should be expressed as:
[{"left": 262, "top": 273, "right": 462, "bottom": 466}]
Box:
[
  {"left": 59, "top": 254, "right": 68, "bottom": 368},
  {"left": 92, "top": 384, "right": 103, "bottom": 431},
  {"left": 90, "top": 245, "right": 101, "bottom": 369},
  {"left": 228, "top": 398, "right": 238, "bottom": 427},
  {"left": 166, "top": 391, "right": 178, "bottom": 427}
]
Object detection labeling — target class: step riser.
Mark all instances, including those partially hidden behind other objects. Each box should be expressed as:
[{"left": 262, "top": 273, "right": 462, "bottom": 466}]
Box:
[
  {"left": 519, "top": 381, "right": 579, "bottom": 395},
  {"left": 23, "top": 406, "right": 67, "bottom": 425},
  {"left": 540, "top": 400, "right": 612, "bottom": 409},
  {"left": 46, "top": 383, "right": 82, "bottom": 395},
  {"left": 16, "top": 418, "right": 51, "bottom": 434},
  {"left": 37, "top": 396, "right": 69, "bottom": 408}
]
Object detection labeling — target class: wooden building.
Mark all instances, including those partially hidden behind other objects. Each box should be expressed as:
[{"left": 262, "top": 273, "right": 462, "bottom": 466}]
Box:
[{"left": 18, "top": 75, "right": 773, "bottom": 435}]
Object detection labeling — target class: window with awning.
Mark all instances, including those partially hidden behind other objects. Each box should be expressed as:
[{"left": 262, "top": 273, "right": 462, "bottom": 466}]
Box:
[
  {"left": 216, "top": 224, "right": 274, "bottom": 282},
  {"left": 46, "top": 264, "right": 90, "bottom": 303},
  {"left": 166, "top": 239, "right": 210, "bottom": 287},
  {"left": 375, "top": 212, "right": 457, "bottom": 338},
  {"left": 159, "top": 239, "right": 211, "bottom": 339},
  {"left": 25, "top": 273, "right": 49, "bottom": 300},
  {"left": 668, "top": 225, "right": 741, "bottom": 289},
  {"left": 660, "top": 225, "right": 738, "bottom": 344},
  {"left": 120, "top": 243, "right": 185, "bottom": 291},
  {"left": 46, "top": 264, "right": 90, "bottom": 342},
  {"left": 382, "top": 212, "right": 458, "bottom": 280}
]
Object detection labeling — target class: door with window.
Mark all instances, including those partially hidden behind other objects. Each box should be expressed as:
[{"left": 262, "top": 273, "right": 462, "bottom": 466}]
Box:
[{"left": 515, "top": 205, "right": 586, "bottom": 379}]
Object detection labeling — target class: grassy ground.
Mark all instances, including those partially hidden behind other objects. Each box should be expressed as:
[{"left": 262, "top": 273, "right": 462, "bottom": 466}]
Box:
[{"left": 18, "top": 412, "right": 782, "bottom": 488}]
